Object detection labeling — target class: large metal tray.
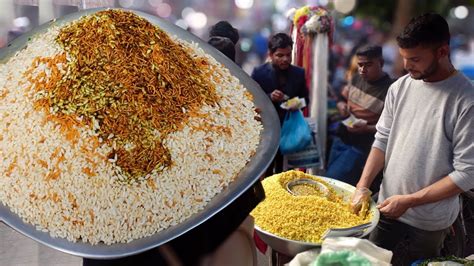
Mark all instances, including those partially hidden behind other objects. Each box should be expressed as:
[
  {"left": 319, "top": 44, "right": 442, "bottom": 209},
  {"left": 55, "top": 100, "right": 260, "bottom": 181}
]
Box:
[
  {"left": 254, "top": 176, "right": 380, "bottom": 256},
  {"left": 0, "top": 8, "right": 280, "bottom": 259}
]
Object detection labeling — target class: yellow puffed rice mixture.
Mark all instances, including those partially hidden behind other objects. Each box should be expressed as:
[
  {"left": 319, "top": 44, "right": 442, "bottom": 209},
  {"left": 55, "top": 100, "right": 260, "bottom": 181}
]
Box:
[{"left": 251, "top": 170, "right": 371, "bottom": 244}]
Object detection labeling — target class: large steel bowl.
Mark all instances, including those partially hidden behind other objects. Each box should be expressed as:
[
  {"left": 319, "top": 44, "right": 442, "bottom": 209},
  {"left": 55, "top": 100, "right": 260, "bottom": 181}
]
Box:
[
  {"left": 254, "top": 177, "right": 380, "bottom": 257},
  {"left": 0, "top": 8, "right": 280, "bottom": 259}
]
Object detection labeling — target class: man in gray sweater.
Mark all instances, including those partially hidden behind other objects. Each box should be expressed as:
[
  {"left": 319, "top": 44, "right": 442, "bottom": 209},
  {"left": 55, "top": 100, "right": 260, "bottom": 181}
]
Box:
[{"left": 351, "top": 13, "right": 474, "bottom": 264}]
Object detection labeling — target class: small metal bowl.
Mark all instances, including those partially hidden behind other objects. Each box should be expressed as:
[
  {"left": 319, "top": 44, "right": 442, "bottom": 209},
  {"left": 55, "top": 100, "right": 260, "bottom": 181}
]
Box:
[{"left": 286, "top": 178, "right": 330, "bottom": 197}]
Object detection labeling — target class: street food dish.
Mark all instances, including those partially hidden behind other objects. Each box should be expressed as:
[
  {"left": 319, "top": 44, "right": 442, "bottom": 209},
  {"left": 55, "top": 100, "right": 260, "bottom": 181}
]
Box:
[
  {"left": 252, "top": 170, "right": 372, "bottom": 244},
  {"left": 0, "top": 10, "right": 263, "bottom": 245}
]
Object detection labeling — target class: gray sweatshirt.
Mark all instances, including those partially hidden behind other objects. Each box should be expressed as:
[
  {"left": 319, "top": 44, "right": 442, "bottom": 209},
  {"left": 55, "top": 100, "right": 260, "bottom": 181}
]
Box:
[{"left": 373, "top": 72, "right": 474, "bottom": 231}]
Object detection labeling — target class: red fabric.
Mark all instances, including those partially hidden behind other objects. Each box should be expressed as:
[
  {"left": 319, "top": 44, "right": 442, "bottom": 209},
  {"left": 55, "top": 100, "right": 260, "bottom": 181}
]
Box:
[
  {"left": 290, "top": 6, "right": 334, "bottom": 117},
  {"left": 294, "top": 15, "right": 306, "bottom": 68},
  {"left": 301, "top": 36, "right": 314, "bottom": 117},
  {"left": 253, "top": 230, "right": 268, "bottom": 254},
  {"left": 292, "top": 17, "right": 309, "bottom": 117},
  {"left": 295, "top": 35, "right": 305, "bottom": 68}
]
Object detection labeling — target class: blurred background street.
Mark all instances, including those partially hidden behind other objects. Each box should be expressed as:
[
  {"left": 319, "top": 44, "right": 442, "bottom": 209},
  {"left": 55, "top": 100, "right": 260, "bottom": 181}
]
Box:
[{"left": 1, "top": 0, "right": 474, "bottom": 80}]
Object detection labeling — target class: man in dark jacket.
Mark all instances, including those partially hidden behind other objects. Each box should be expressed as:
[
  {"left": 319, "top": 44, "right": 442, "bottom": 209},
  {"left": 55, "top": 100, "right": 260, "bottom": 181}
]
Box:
[{"left": 251, "top": 33, "right": 309, "bottom": 176}]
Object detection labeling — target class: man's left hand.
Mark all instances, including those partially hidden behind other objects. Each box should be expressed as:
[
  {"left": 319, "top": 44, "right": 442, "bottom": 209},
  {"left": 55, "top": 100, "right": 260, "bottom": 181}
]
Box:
[
  {"left": 377, "top": 195, "right": 414, "bottom": 219},
  {"left": 347, "top": 122, "right": 369, "bottom": 133}
]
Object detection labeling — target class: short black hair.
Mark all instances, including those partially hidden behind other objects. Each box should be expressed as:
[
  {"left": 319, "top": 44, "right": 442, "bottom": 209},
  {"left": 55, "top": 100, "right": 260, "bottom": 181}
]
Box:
[
  {"left": 208, "top": 36, "right": 236, "bottom": 61},
  {"left": 397, "top": 13, "right": 450, "bottom": 49},
  {"left": 268, "top": 33, "right": 293, "bottom": 54},
  {"left": 356, "top": 45, "right": 383, "bottom": 59},
  {"left": 209, "top": 21, "right": 239, "bottom": 45}
]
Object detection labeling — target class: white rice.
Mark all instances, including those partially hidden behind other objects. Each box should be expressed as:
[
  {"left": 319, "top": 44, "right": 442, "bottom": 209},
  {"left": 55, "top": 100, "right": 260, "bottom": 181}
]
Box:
[{"left": 0, "top": 21, "right": 262, "bottom": 244}]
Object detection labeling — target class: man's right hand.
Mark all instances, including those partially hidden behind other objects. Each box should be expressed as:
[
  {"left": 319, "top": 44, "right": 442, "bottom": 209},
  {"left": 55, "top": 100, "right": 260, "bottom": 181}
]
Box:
[
  {"left": 336, "top": 101, "right": 349, "bottom": 117},
  {"left": 270, "top": 90, "right": 285, "bottom": 102},
  {"left": 350, "top": 187, "right": 372, "bottom": 215}
]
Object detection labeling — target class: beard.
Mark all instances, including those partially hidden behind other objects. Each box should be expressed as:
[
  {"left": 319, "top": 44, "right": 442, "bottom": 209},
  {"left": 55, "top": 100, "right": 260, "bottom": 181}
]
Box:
[
  {"left": 273, "top": 62, "right": 290, "bottom": 71},
  {"left": 408, "top": 59, "right": 439, "bottom": 80}
]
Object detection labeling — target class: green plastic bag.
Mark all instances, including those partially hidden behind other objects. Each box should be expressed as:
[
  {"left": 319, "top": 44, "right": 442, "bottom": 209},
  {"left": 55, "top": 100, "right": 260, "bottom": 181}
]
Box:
[{"left": 311, "top": 250, "right": 372, "bottom": 266}]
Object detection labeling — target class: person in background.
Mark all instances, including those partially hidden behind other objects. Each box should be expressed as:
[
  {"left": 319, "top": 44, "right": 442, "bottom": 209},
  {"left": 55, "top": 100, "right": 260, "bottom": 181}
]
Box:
[
  {"left": 251, "top": 33, "right": 309, "bottom": 177},
  {"left": 345, "top": 54, "right": 360, "bottom": 86},
  {"left": 326, "top": 45, "right": 393, "bottom": 188},
  {"left": 351, "top": 13, "right": 474, "bottom": 265},
  {"left": 327, "top": 53, "right": 360, "bottom": 161},
  {"left": 209, "top": 21, "right": 239, "bottom": 46},
  {"left": 328, "top": 54, "right": 358, "bottom": 106},
  {"left": 208, "top": 36, "right": 236, "bottom": 61}
]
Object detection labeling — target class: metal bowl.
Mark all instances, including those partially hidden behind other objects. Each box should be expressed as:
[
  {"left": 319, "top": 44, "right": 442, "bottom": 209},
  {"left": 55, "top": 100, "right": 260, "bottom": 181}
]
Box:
[
  {"left": 254, "top": 176, "right": 380, "bottom": 256},
  {"left": 0, "top": 8, "right": 280, "bottom": 259}
]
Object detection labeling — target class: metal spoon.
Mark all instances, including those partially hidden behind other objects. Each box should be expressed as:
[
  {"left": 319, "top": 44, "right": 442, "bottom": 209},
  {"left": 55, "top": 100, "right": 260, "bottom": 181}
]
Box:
[
  {"left": 322, "top": 222, "right": 372, "bottom": 239},
  {"left": 286, "top": 178, "right": 330, "bottom": 198}
]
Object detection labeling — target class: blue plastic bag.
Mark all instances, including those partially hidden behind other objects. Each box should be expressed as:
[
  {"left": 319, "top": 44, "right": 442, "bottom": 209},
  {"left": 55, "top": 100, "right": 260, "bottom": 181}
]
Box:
[{"left": 279, "top": 110, "right": 312, "bottom": 155}]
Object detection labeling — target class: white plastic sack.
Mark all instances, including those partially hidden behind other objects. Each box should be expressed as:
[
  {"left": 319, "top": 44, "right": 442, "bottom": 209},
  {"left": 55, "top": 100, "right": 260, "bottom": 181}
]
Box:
[
  {"left": 321, "top": 237, "right": 392, "bottom": 266},
  {"left": 286, "top": 237, "right": 393, "bottom": 266}
]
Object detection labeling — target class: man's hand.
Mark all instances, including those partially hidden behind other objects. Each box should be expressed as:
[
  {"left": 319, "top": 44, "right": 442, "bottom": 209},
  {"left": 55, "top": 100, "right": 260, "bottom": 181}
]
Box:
[
  {"left": 347, "top": 121, "right": 370, "bottom": 133},
  {"left": 350, "top": 187, "right": 371, "bottom": 215},
  {"left": 336, "top": 101, "right": 349, "bottom": 117},
  {"left": 377, "top": 195, "right": 414, "bottom": 219},
  {"left": 270, "top": 90, "right": 285, "bottom": 102}
]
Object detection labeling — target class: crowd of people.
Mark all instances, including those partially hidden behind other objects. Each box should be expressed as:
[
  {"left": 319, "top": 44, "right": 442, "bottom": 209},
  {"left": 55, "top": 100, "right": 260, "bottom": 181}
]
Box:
[{"left": 211, "top": 12, "right": 474, "bottom": 265}]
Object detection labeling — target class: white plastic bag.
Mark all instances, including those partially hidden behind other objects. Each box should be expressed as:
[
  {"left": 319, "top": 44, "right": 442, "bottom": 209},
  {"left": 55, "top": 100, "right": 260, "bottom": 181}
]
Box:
[
  {"left": 286, "top": 237, "right": 393, "bottom": 266},
  {"left": 320, "top": 237, "right": 392, "bottom": 266}
]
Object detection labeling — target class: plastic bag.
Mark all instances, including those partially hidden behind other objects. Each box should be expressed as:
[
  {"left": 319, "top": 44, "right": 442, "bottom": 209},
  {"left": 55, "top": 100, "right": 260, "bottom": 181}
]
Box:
[
  {"left": 312, "top": 250, "right": 372, "bottom": 266},
  {"left": 287, "top": 237, "right": 392, "bottom": 266},
  {"left": 320, "top": 237, "right": 392, "bottom": 266},
  {"left": 279, "top": 110, "right": 312, "bottom": 155}
]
